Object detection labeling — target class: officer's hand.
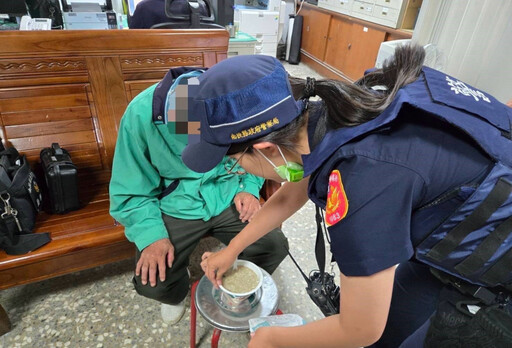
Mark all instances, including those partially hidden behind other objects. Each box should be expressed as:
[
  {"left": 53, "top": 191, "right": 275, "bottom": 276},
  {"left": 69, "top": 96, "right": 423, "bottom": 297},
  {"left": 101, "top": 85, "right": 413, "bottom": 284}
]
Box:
[
  {"left": 136, "top": 238, "right": 174, "bottom": 287},
  {"left": 234, "top": 192, "right": 261, "bottom": 223},
  {"left": 200, "top": 249, "right": 238, "bottom": 289},
  {"left": 249, "top": 326, "right": 278, "bottom": 348}
]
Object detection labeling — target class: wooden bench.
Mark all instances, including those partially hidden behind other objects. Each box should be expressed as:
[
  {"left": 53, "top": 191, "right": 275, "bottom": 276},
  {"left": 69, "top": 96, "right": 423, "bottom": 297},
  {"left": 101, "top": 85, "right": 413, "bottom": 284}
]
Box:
[{"left": 0, "top": 29, "right": 230, "bottom": 335}]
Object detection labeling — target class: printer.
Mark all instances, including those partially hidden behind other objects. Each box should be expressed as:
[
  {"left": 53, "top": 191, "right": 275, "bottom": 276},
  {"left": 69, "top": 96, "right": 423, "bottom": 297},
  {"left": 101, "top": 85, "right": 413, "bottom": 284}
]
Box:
[
  {"left": 234, "top": 0, "right": 285, "bottom": 57},
  {"left": 60, "top": 0, "right": 118, "bottom": 30}
]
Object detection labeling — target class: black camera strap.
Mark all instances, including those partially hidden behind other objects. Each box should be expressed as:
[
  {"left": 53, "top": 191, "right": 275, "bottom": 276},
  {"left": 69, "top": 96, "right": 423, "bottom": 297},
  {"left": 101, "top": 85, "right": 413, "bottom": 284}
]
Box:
[
  {"left": 286, "top": 247, "right": 312, "bottom": 286},
  {"left": 310, "top": 105, "right": 330, "bottom": 288},
  {"left": 286, "top": 206, "right": 330, "bottom": 289},
  {"left": 315, "top": 205, "right": 327, "bottom": 289}
]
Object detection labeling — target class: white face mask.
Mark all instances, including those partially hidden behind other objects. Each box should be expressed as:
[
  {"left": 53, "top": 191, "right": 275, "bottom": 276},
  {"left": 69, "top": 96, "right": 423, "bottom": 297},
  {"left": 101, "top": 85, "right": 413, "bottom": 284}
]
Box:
[{"left": 255, "top": 146, "right": 304, "bottom": 182}]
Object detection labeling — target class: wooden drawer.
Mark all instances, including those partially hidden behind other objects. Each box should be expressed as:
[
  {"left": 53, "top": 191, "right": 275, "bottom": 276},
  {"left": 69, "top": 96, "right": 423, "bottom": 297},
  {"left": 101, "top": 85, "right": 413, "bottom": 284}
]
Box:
[
  {"left": 374, "top": 0, "right": 403, "bottom": 9},
  {"left": 373, "top": 5, "right": 400, "bottom": 24},
  {"left": 331, "top": 0, "right": 354, "bottom": 15},
  {"left": 352, "top": 0, "right": 374, "bottom": 16}
]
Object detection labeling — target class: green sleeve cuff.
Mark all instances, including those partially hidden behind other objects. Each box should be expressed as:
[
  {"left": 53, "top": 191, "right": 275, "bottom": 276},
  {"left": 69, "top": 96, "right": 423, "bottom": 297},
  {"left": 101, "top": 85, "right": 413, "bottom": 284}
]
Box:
[
  {"left": 127, "top": 223, "right": 169, "bottom": 252},
  {"left": 239, "top": 174, "right": 264, "bottom": 198}
]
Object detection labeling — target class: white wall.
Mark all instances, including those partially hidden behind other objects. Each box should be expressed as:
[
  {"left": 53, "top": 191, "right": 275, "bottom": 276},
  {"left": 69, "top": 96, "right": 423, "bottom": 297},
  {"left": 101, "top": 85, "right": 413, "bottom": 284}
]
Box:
[{"left": 413, "top": 0, "right": 512, "bottom": 103}]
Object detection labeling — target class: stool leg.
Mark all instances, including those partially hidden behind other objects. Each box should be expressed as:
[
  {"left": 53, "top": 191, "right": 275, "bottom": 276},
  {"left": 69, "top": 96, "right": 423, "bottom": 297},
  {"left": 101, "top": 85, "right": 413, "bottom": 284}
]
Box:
[
  {"left": 190, "top": 280, "right": 199, "bottom": 348},
  {"left": 0, "top": 304, "right": 11, "bottom": 336},
  {"left": 211, "top": 328, "right": 222, "bottom": 348}
]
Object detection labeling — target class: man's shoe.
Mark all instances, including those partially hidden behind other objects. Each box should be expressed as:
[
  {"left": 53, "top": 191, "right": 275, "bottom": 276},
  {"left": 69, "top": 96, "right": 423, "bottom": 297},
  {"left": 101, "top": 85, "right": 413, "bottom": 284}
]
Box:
[{"left": 161, "top": 299, "right": 186, "bottom": 325}]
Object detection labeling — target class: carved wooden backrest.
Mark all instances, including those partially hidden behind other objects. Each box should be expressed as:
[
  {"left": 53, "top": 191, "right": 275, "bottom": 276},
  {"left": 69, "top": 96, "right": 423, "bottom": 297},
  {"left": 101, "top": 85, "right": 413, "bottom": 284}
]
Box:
[{"left": 0, "top": 30, "right": 229, "bottom": 173}]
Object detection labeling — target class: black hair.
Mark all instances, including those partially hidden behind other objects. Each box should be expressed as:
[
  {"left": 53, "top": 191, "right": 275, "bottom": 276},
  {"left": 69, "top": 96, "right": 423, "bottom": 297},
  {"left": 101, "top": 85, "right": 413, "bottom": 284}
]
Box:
[{"left": 227, "top": 44, "right": 425, "bottom": 155}]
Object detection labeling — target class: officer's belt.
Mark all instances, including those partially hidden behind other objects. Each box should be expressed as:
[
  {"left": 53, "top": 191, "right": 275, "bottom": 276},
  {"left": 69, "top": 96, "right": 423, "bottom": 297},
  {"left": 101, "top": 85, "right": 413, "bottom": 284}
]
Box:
[{"left": 430, "top": 268, "right": 511, "bottom": 306}]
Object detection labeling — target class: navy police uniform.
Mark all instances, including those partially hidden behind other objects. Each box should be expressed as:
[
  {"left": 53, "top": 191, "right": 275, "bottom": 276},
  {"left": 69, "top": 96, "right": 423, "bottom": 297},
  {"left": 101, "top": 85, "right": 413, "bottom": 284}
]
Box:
[{"left": 303, "top": 68, "right": 512, "bottom": 347}]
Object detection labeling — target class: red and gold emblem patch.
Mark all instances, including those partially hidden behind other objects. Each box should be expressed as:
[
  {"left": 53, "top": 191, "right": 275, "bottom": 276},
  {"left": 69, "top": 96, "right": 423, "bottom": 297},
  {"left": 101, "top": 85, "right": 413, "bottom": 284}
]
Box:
[{"left": 325, "top": 170, "right": 348, "bottom": 226}]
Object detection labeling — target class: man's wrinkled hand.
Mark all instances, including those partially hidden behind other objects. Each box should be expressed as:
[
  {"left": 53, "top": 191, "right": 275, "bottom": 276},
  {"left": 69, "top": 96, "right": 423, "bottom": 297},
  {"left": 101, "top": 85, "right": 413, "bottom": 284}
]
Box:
[
  {"left": 136, "top": 238, "right": 174, "bottom": 287},
  {"left": 234, "top": 192, "right": 261, "bottom": 222}
]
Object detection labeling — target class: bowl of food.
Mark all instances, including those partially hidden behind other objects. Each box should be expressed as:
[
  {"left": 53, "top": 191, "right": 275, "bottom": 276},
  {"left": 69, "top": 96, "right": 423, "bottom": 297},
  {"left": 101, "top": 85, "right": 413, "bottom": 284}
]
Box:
[{"left": 219, "top": 260, "right": 263, "bottom": 304}]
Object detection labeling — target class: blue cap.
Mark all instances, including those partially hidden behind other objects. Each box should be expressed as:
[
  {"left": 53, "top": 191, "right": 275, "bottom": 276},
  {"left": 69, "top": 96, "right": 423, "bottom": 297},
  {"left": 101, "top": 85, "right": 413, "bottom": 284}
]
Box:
[{"left": 182, "top": 55, "right": 305, "bottom": 173}]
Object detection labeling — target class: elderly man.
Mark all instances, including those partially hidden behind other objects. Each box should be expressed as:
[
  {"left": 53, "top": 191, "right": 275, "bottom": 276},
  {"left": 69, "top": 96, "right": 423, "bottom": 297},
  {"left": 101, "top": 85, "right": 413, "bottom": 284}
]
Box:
[{"left": 109, "top": 67, "right": 288, "bottom": 324}]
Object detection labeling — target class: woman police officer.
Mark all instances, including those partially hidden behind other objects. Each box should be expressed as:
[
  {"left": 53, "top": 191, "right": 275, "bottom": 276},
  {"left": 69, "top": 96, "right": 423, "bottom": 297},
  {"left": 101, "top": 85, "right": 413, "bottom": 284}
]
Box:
[{"left": 182, "top": 45, "right": 512, "bottom": 347}]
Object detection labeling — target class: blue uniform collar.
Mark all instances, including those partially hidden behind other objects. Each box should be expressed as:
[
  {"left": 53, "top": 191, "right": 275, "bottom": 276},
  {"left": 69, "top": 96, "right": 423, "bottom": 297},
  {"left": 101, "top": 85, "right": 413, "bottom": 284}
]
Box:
[
  {"left": 152, "top": 67, "right": 207, "bottom": 124},
  {"left": 302, "top": 86, "right": 410, "bottom": 177}
]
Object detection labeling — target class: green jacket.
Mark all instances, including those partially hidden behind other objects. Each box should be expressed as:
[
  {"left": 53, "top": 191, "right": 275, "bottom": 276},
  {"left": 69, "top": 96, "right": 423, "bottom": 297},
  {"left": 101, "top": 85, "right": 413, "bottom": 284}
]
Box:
[{"left": 109, "top": 84, "right": 263, "bottom": 251}]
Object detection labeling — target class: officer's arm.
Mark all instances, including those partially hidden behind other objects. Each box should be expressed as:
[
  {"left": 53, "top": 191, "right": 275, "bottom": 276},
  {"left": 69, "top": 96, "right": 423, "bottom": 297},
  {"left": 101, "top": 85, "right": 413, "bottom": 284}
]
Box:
[
  {"left": 252, "top": 266, "right": 396, "bottom": 347},
  {"left": 228, "top": 177, "right": 310, "bottom": 254},
  {"left": 201, "top": 178, "right": 310, "bottom": 286}
]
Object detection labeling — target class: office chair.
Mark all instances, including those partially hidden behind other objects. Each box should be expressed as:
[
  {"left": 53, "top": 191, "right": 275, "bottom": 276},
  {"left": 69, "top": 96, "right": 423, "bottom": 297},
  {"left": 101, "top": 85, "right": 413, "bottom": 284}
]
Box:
[{"left": 150, "top": 0, "right": 225, "bottom": 29}]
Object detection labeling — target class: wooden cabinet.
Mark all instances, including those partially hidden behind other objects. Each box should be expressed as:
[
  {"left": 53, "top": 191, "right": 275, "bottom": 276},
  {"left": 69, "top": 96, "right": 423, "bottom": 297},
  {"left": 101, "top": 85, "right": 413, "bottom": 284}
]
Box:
[
  {"left": 342, "top": 22, "right": 386, "bottom": 80},
  {"left": 324, "top": 16, "right": 352, "bottom": 74},
  {"left": 301, "top": 7, "right": 331, "bottom": 61},
  {"left": 300, "top": 3, "right": 411, "bottom": 81}
]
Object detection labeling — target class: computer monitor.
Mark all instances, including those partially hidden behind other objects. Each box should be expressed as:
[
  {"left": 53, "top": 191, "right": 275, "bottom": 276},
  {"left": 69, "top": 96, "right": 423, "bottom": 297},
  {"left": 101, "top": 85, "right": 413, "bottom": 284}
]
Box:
[{"left": 0, "top": 0, "right": 28, "bottom": 17}]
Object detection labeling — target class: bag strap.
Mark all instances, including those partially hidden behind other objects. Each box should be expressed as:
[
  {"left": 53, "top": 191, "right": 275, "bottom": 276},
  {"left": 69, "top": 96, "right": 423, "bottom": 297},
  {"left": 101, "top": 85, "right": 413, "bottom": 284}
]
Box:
[
  {"left": 0, "top": 191, "right": 50, "bottom": 255},
  {"left": 286, "top": 248, "right": 312, "bottom": 286},
  {"left": 315, "top": 206, "right": 330, "bottom": 290},
  {"left": 51, "top": 143, "right": 63, "bottom": 156},
  {"left": 286, "top": 205, "right": 330, "bottom": 290},
  {"left": 1, "top": 231, "right": 51, "bottom": 255},
  {"left": 0, "top": 211, "right": 18, "bottom": 248},
  {"left": 8, "top": 155, "right": 32, "bottom": 195},
  {"left": 0, "top": 147, "right": 20, "bottom": 162}
]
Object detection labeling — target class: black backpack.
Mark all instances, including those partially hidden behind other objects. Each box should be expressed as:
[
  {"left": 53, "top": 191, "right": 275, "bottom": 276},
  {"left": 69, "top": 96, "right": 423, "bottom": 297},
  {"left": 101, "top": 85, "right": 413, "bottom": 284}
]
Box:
[{"left": 0, "top": 146, "right": 50, "bottom": 255}]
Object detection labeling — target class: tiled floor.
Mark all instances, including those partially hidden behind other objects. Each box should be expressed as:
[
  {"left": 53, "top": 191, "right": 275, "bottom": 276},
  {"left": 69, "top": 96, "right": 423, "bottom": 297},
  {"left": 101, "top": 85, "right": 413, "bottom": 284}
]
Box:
[{"left": 0, "top": 60, "right": 330, "bottom": 348}]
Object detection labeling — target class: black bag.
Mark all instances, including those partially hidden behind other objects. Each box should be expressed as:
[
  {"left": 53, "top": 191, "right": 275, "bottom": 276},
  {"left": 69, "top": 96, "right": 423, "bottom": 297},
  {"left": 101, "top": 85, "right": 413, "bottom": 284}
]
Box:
[
  {"left": 40, "top": 143, "right": 80, "bottom": 214},
  {"left": 425, "top": 287, "right": 512, "bottom": 348},
  {"left": 0, "top": 147, "right": 50, "bottom": 255}
]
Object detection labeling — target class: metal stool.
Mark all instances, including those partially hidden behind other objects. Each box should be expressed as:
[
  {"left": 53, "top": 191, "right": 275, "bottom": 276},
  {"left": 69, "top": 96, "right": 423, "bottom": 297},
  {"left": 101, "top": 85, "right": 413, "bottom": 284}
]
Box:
[{"left": 190, "top": 268, "right": 280, "bottom": 348}]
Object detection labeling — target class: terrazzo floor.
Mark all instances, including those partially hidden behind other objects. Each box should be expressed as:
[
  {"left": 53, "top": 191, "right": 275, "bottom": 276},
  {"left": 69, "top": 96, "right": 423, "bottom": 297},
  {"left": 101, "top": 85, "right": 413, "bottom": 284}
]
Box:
[{"left": 0, "top": 61, "right": 330, "bottom": 348}]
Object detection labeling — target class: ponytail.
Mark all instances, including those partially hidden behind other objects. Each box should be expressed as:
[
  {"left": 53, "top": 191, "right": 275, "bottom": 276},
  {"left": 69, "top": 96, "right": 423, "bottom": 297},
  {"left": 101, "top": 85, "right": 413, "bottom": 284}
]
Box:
[{"left": 290, "top": 44, "right": 425, "bottom": 129}]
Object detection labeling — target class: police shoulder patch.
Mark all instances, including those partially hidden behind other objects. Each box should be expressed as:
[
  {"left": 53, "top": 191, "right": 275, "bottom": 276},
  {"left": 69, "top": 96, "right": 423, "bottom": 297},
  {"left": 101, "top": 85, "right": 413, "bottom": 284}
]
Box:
[{"left": 325, "top": 170, "right": 348, "bottom": 227}]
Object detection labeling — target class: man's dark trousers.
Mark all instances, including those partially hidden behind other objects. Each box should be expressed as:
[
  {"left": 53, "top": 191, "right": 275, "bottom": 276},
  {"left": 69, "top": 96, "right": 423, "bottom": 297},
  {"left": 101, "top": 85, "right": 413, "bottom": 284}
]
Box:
[{"left": 133, "top": 204, "right": 288, "bottom": 304}]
